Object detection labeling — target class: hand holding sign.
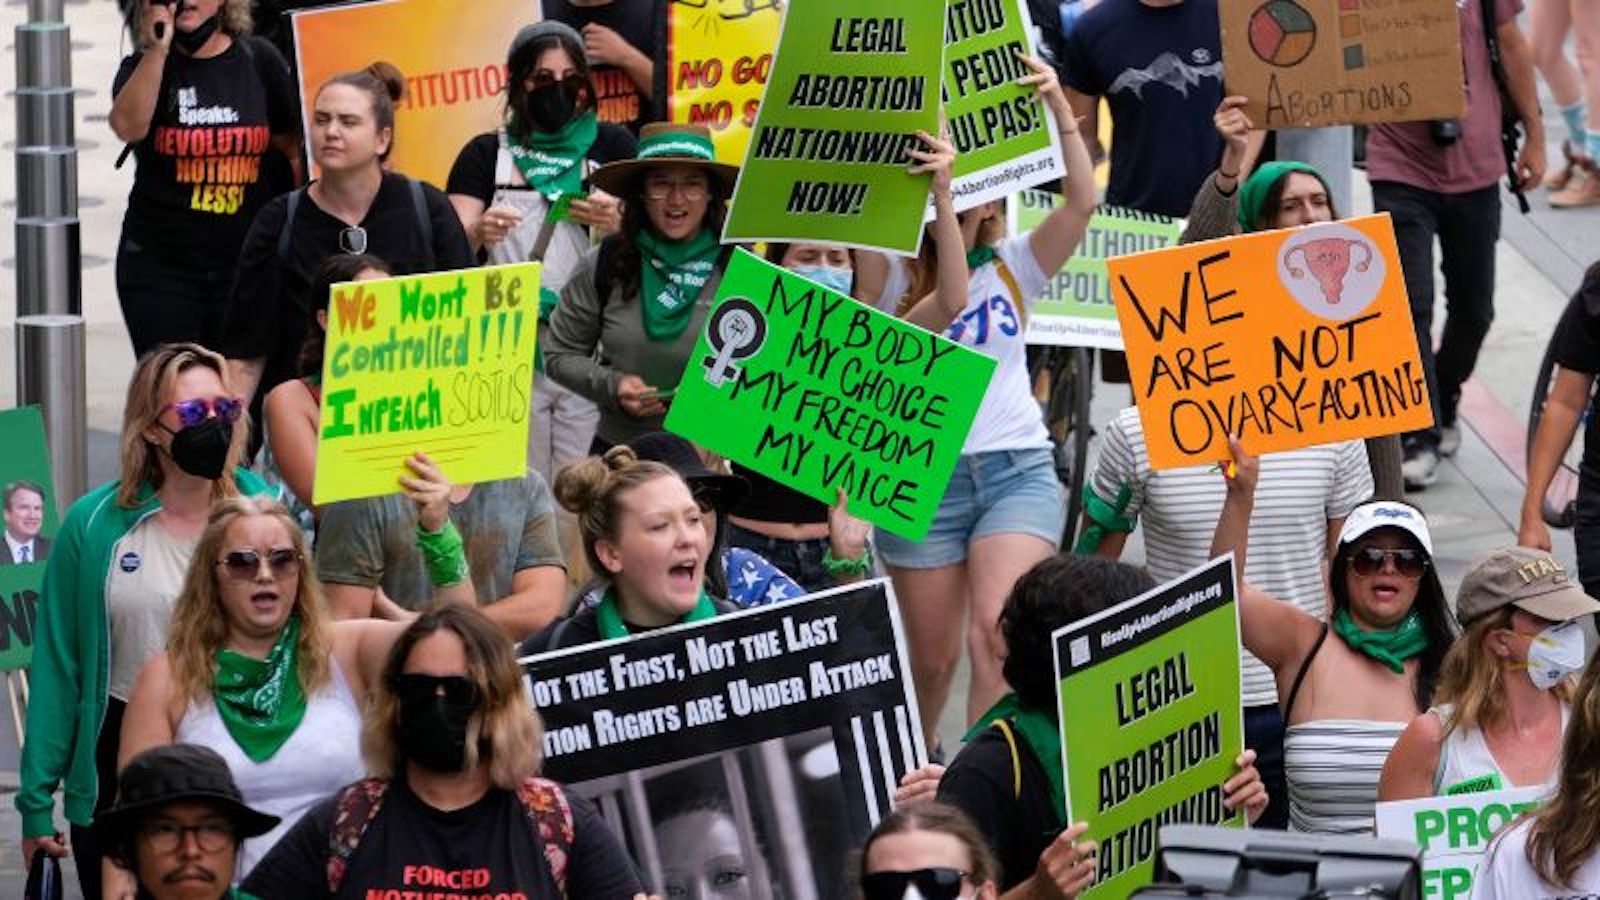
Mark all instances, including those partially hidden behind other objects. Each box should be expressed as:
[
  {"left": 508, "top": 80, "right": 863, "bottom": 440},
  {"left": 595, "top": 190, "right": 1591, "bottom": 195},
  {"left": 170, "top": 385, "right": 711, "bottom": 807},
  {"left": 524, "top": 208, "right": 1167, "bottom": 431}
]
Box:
[{"left": 399, "top": 451, "right": 453, "bottom": 533}]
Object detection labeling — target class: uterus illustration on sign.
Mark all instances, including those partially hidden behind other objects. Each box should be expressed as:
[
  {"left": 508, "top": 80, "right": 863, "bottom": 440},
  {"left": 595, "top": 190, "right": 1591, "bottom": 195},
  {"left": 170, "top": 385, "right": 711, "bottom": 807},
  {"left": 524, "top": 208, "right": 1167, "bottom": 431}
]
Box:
[{"left": 1277, "top": 221, "right": 1385, "bottom": 321}]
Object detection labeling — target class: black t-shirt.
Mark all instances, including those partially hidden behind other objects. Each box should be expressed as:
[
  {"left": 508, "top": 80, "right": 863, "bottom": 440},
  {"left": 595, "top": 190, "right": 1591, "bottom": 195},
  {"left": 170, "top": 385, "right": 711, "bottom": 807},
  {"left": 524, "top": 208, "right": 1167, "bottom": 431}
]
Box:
[
  {"left": 1059, "top": 0, "right": 1223, "bottom": 217},
  {"left": 222, "top": 172, "right": 473, "bottom": 396},
  {"left": 445, "top": 124, "right": 639, "bottom": 203},
  {"left": 241, "top": 779, "right": 643, "bottom": 899},
  {"left": 543, "top": 0, "right": 661, "bottom": 133},
  {"left": 113, "top": 37, "right": 298, "bottom": 267},
  {"left": 1552, "top": 270, "right": 1600, "bottom": 487},
  {"left": 936, "top": 726, "right": 1063, "bottom": 891}
]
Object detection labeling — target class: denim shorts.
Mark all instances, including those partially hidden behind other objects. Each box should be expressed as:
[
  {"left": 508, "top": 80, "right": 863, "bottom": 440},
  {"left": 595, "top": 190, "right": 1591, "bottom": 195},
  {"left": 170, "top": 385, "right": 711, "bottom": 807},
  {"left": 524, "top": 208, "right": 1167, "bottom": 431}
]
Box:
[
  {"left": 876, "top": 447, "right": 1065, "bottom": 569},
  {"left": 725, "top": 524, "right": 835, "bottom": 594}
]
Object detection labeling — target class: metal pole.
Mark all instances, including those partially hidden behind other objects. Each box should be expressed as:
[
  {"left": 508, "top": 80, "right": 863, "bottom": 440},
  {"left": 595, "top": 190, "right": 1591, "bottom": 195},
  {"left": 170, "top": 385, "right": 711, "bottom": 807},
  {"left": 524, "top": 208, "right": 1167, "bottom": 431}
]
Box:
[
  {"left": 16, "top": 315, "right": 87, "bottom": 509},
  {"left": 26, "top": 0, "right": 65, "bottom": 24},
  {"left": 15, "top": 23, "right": 71, "bottom": 89}
]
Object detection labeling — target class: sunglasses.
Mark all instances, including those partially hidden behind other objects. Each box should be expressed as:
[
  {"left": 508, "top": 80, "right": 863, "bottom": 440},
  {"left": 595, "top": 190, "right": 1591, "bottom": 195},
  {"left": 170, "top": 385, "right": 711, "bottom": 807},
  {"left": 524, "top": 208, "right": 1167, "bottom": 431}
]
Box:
[
  {"left": 164, "top": 396, "right": 243, "bottom": 429},
  {"left": 860, "top": 868, "right": 969, "bottom": 900},
  {"left": 529, "top": 70, "right": 586, "bottom": 92},
  {"left": 218, "top": 547, "right": 301, "bottom": 582},
  {"left": 1349, "top": 547, "right": 1429, "bottom": 578},
  {"left": 339, "top": 225, "right": 368, "bottom": 255},
  {"left": 390, "top": 673, "right": 481, "bottom": 707}
]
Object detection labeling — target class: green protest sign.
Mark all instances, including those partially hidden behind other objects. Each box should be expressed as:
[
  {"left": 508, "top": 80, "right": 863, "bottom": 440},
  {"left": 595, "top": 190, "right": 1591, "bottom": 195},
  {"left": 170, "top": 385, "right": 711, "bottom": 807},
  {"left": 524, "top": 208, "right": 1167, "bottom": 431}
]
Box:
[
  {"left": 1009, "top": 190, "right": 1182, "bottom": 349},
  {"left": 664, "top": 249, "right": 996, "bottom": 541},
  {"left": 1054, "top": 555, "right": 1245, "bottom": 898},
  {"left": 944, "top": 0, "right": 1065, "bottom": 210},
  {"left": 722, "top": 2, "right": 946, "bottom": 255},
  {"left": 0, "top": 407, "right": 60, "bottom": 672},
  {"left": 1375, "top": 786, "right": 1545, "bottom": 900}
]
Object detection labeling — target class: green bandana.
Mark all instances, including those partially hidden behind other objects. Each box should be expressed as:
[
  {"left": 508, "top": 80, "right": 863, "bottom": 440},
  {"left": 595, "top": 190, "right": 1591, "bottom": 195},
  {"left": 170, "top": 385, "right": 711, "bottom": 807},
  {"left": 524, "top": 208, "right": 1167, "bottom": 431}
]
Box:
[
  {"left": 636, "top": 228, "right": 720, "bottom": 342},
  {"left": 1236, "top": 160, "right": 1324, "bottom": 232},
  {"left": 506, "top": 111, "right": 598, "bottom": 200},
  {"left": 1333, "top": 607, "right": 1428, "bottom": 674},
  {"left": 966, "top": 245, "right": 998, "bottom": 270},
  {"left": 965, "top": 693, "right": 1067, "bottom": 826},
  {"left": 213, "top": 616, "right": 307, "bottom": 762},
  {"left": 596, "top": 587, "right": 719, "bottom": 640}
]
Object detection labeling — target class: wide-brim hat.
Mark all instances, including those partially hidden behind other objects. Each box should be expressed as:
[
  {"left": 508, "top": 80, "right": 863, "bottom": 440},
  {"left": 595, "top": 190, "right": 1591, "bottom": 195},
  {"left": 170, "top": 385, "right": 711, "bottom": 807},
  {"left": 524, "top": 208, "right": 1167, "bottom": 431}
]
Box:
[
  {"left": 1455, "top": 546, "right": 1600, "bottom": 624},
  {"left": 588, "top": 123, "right": 740, "bottom": 198},
  {"left": 92, "top": 744, "right": 280, "bottom": 845},
  {"left": 628, "top": 432, "right": 750, "bottom": 513}
]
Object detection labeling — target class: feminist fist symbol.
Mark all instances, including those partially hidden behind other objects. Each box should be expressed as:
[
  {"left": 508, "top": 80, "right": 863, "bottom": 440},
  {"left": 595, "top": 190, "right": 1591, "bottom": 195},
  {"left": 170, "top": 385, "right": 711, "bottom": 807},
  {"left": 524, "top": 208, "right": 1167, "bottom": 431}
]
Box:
[{"left": 702, "top": 298, "right": 768, "bottom": 388}]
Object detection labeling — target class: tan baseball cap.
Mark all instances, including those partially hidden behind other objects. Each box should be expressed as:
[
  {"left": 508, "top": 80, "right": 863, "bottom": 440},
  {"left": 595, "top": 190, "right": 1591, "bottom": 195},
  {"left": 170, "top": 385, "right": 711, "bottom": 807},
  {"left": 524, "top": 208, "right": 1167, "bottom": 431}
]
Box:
[{"left": 1454, "top": 546, "right": 1600, "bottom": 625}]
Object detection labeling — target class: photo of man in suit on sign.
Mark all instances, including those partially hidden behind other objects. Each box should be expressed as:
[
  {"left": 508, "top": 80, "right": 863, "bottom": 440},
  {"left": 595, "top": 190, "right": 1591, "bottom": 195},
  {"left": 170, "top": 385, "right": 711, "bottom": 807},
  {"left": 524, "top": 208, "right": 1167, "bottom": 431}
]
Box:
[{"left": 2, "top": 481, "right": 49, "bottom": 565}]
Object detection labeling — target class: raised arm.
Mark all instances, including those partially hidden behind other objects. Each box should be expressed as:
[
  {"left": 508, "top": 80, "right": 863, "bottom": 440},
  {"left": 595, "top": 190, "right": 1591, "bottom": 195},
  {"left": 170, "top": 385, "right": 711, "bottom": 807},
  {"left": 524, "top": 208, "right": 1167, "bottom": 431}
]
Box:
[
  {"left": 902, "top": 130, "right": 969, "bottom": 333},
  {"left": 108, "top": 5, "right": 172, "bottom": 143},
  {"left": 1023, "top": 55, "right": 1096, "bottom": 280}
]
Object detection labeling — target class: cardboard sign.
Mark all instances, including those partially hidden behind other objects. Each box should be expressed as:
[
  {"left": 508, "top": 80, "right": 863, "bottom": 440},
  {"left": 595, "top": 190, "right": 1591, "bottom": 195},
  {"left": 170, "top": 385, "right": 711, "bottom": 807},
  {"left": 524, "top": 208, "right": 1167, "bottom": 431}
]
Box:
[
  {"left": 313, "top": 263, "right": 540, "bottom": 505},
  {"left": 1108, "top": 213, "right": 1433, "bottom": 470},
  {"left": 0, "top": 408, "right": 59, "bottom": 672},
  {"left": 943, "top": 0, "right": 1065, "bottom": 210},
  {"left": 521, "top": 580, "right": 926, "bottom": 898},
  {"left": 1375, "top": 787, "right": 1546, "bottom": 899},
  {"left": 722, "top": 2, "right": 946, "bottom": 255},
  {"left": 1220, "top": 0, "right": 1466, "bottom": 128},
  {"left": 664, "top": 250, "right": 995, "bottom": 541},
  {"left": 1010, "top": 190, "right": 1183, "bottom": 349},
  {"left": 291, "top": 0, "right": 539, "bottom": 188},
  {"left": 663, "top": 0, "right": 782, "bottom": 164},
  {"left": 1055, "top": 556, "right": 1246, "bottom": 899}
]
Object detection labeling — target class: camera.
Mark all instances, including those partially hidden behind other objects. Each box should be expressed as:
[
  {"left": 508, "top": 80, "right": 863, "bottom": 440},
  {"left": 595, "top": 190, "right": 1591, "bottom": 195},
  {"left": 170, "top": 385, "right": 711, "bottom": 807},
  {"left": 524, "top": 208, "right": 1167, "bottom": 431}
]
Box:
[{"left": 1430, "top": 118, "right": 1462, "bottom": 147}]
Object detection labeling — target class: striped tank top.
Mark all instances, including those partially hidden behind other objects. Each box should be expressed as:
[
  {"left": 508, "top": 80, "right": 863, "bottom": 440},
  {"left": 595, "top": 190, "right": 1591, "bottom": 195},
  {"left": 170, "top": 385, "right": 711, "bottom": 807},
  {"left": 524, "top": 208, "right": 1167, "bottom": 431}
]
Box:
[{"left": 1284, "top": 719, "right": 1406, "bottom": 834}]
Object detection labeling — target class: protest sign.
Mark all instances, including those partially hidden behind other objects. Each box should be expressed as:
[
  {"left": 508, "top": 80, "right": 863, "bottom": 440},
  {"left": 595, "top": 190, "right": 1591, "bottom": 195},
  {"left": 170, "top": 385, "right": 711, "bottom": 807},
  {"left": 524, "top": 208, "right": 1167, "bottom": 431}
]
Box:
[
  {"left": 291, "top": 0, "right": 538, "bottom": 188},
  {"left": 1108, "top": 213, "right": 1432, "bottom": 470},
  {"left": 313, "top": 263, "right": 540, "bottom": 506},
  {"left": 1009, "top": 190, "right": 1183, "bottom": 349},
  {"left": 1220, "top": 0, "right": 1466, "bottom": 129},
  {"left": 521, "top": 579, "right": 925, "bottom": 899},
  {"left": 1375, "top": 787, "right": 1546, "bottom": 899},
  {"left": 943, "top": 0, "right": 1065, "bottom": 210},
  {"left": 1055, "top": 555, "right": 1245, "bottom": 899},
  {"left": 722, "top": 1, "right": 946, "bottom": 255},
  {"left": 0, "top": 408, "right": 59, "bottom": 672},
  {"left": 663, "top": 0, "right": 781, "bottom": 164},
  {"left": 664, "top": 250, "right": 995, "bottom": 541}
]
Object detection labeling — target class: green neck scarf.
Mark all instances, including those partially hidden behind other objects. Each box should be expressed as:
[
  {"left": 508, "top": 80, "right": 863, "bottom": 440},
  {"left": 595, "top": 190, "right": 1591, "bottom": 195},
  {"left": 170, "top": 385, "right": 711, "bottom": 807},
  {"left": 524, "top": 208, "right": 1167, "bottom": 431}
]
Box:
[
  {"left": 966, "top": 245, "right": 998, "bottom": 270},
  {"left": 965, "top": 693, "right": 1066, "bottom": 826},
  {"left": 213, "top": 616, "right": 307, "bottom": 762},
  {"left": 636, "top": 228, "right": 720, "bottom": 342},
  {"left": 505, "top": 111, "right": 598, "bottom": 200},
  {"left": 1333, "top": 607, "right": 1428, "bottom": 674},
  {"left": 596, "top": 587, "right": 718, "bottom": 640}
]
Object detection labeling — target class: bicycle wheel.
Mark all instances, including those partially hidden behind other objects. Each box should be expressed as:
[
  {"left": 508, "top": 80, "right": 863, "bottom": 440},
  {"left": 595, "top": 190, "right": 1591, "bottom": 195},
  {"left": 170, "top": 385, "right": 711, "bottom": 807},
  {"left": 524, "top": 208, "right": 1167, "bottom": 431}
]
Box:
[
  {"left": 1047, "top": 347, "right": 1094, "bottom": 547},
  {"left": 1528, "top": 329, "right": 1584, "bottom": 529}
]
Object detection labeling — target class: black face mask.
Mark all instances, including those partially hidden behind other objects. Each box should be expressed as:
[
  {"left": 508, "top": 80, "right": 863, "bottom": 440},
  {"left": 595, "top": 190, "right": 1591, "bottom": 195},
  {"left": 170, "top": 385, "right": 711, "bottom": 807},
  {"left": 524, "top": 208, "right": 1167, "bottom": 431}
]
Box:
[
  {"left": 397, "top": 693, "right": 478, "bottom": 773},
  {"left": 524, "top": 78, "right": 584, "bottom": 133},
  {"left": 162, "top": 418, "right": 232, "bottom": 480},
  {"left": 173, "top": 11, "right": 220, "bottom": 56}
]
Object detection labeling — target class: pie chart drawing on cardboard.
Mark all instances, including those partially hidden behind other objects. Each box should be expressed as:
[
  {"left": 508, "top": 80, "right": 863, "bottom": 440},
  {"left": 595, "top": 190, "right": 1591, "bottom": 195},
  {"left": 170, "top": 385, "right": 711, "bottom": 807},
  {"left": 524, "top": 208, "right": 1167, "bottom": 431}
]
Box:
[{"left": 1249, "top": 0, "right": 1317, "bottom": 67}]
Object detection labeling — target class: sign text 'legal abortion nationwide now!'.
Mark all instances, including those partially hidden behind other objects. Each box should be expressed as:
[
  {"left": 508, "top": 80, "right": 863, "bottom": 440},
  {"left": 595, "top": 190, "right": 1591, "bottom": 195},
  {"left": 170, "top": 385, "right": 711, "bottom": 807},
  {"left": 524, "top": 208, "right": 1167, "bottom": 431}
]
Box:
[
  {"left": 1108, "top": 214, "right": 1432, "bottom": 470},
  {"left": 314, "top": 263, "right": 539, "bottom": 506}
]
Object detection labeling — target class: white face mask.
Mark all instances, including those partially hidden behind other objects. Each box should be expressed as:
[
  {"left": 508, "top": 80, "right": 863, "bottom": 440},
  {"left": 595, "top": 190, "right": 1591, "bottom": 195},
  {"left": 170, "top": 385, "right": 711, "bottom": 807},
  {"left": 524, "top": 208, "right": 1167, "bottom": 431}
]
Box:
[{"left": 1522, "top": 620, "right": 1591, "bottom": 690}]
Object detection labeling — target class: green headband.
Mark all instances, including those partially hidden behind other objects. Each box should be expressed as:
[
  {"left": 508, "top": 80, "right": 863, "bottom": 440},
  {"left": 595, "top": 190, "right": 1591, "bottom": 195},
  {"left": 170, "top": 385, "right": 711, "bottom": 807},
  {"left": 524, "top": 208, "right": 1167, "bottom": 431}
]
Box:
[{"left": 1236, "top": 161, "right": 1326, "bottom": 232}]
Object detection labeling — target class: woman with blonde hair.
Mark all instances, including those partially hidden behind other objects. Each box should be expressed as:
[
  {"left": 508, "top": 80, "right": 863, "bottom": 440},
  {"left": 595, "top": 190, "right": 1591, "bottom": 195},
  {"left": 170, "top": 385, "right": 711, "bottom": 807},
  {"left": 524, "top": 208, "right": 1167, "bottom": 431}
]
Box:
[
  {"left": 857, "top": 802, "right": 1001, "bottom": 900},
  {"left": 243, "top": 605, "right": 649, "bottom": 898},
  {"left": 1380, "top": 547, "right": 1599, "bottom": 800},
  {"left": 1473, "top": 652, "right": 1600, "bottom": 897},
  {"left": 17, "top": 344, "right": 274, "bottom": 899}
]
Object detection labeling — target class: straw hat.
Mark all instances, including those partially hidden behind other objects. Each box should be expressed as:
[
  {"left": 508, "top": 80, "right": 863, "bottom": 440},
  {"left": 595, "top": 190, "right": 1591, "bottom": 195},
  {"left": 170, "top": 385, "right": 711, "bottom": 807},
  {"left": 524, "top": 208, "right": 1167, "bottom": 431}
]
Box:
[{"left": 588, "top": 123, "right": 739, "bottom": 198}]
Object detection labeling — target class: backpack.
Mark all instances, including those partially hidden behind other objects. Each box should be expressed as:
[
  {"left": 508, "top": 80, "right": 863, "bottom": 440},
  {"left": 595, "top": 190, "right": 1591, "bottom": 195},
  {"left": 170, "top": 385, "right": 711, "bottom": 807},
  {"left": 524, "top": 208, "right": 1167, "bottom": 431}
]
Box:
[
  {"left": 278, "top": 177, "right": 435, "bottom": 270},
  {"left": 324, "top": 776, "right": 574, "bottom": 897}
]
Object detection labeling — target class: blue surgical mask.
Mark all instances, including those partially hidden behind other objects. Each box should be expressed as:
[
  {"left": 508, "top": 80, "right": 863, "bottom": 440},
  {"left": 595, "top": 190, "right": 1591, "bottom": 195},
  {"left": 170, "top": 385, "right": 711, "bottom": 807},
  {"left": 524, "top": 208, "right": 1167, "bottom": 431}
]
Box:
[{"left": 791, "top": 264, "right": 854, "bottom": 297}]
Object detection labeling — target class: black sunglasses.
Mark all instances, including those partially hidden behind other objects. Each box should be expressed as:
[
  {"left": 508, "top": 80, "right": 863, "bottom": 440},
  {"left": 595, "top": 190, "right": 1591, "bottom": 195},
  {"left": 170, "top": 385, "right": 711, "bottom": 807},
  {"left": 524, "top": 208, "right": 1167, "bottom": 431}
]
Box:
[
  {"left": 390, "top": 673, "right": 481, "bottom": 707},
  {"left": 217, "top": 548, "right": 301, "bottom": 582},
  {"left": 1350, "top": 547, "right": 1429, "bottom": 578},
  {"left": 860, "top": 867, "right": 968, "bottom": 900}
]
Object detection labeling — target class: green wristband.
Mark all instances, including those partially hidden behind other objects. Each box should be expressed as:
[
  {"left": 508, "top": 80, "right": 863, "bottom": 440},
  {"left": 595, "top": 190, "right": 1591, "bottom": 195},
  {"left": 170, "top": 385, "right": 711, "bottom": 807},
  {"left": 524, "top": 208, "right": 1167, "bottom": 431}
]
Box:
[
  {"left": 823, "top": 544, "right": 873, "bottom": 578},
  {"left": 416, "top": 520, "right": 469, "bottom": 588}
]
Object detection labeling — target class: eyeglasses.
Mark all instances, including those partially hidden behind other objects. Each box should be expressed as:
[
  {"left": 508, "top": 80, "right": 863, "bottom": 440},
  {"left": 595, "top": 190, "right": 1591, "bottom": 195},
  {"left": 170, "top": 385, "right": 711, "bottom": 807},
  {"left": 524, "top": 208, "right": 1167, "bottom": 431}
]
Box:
[
  {"left": 642, "top": 177, "right": 710, "bottom": 202},
  {"left": 339, "top": 225, "right": 368, "bottom": 255},
  {"left": 1349, "top": 547, "right": 1429, "bottom": 579},
  {"left": 218, "top": 548, "right": 302, "bottom": 582},
  {"left": 138, "top": 819, "right": 234, "bottom": 854},
  {"left": 390, "top": 673, "right": 481, "bottom": 707},
  {"left": 163, "top": 396, "right": 244, "bottom": 429},
  {"left": 860, "top": 868, "right": 969, "bottom": 900}
]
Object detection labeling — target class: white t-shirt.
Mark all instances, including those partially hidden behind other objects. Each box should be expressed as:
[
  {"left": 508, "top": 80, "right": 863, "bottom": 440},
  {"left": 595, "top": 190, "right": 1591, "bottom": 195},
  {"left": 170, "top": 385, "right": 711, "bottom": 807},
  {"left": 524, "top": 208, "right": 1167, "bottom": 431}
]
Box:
[
  {"left": 877, "top": 234, "right": 1052, "bottom": 454},
  {"left": 1088, "top": 406, "right": 1373, "bottom": 706},
  {"left": 1473, "top": 819, "right": 1600, "bottom": 899},
  {"left": 106, "top": 516, "right": 198, "bottom": 700}
]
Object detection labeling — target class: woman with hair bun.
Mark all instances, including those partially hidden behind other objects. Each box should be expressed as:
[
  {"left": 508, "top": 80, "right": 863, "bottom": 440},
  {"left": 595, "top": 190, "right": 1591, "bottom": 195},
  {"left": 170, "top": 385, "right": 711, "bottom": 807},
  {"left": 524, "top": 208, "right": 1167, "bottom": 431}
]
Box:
[{"left": 223, "top": 62, "right": 473, "bottom": 410}]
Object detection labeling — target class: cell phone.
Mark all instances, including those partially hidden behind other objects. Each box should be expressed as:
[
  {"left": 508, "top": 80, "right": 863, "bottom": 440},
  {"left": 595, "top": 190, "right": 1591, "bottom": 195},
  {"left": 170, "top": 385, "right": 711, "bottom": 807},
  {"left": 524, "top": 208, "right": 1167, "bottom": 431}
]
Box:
[
  {"left": 544, "top": 191, "right": 590, "bottom": 224},
  {"left": 641, "top": 388, "right": 677, "bottom": 400}
]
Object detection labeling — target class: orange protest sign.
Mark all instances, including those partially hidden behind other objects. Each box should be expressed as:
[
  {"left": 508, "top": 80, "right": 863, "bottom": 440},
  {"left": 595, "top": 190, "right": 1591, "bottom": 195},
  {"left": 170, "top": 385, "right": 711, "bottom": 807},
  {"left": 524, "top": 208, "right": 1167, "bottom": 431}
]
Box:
[
  {"left": 291, "top": 0, "right": 539, "bottom": 188},
  {"left": 1108, "top": 214, "right": 1433, "bottom": 469}
]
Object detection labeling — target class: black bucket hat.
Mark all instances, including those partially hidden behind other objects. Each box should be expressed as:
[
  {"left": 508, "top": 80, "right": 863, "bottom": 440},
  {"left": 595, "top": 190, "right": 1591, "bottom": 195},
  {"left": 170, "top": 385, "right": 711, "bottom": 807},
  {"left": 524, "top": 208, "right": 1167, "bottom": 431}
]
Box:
[
  {"left": 627, "top": 432, "right": 749, "bottom": 513},
  {"left": 92, "top": 744, "right": 279, "bottom": 845}
]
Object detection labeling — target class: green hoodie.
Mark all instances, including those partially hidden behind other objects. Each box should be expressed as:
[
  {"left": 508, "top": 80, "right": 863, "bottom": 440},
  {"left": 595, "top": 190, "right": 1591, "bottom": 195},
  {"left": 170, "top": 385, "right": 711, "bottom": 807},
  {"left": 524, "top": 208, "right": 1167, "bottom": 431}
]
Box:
[{"left": 17, "top": 470, "right": 274, "bottom": 837}]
